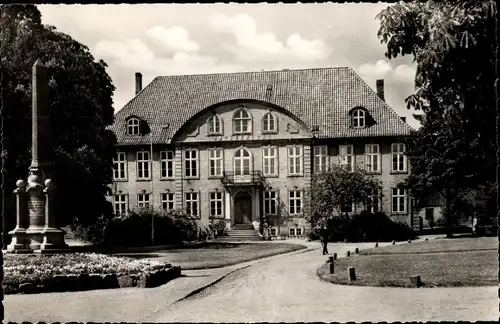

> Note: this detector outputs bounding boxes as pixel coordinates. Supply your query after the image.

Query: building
[108,67,436,237]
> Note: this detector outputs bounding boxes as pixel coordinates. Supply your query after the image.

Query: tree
[306,165,382,227]
[1,4,117,242]
[377,1,497,237]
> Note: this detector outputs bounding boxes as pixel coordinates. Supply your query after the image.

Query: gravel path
[153,241,498,322]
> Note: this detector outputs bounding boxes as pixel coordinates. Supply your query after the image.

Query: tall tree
[377,1,497,237]
[1,4,117,241]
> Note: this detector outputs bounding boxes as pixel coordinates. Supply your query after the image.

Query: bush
[69,215,111,244]
[214,219,227,237]
[474,225,497,237]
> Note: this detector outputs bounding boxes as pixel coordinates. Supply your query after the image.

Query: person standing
[320,225,329,255]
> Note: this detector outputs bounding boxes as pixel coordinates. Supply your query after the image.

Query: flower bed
[3,253,181,294]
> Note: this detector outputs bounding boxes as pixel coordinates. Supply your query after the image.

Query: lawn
[116,242,307,270]
[318,237,497,288]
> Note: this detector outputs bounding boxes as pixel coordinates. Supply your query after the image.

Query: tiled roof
[111,67,413,145]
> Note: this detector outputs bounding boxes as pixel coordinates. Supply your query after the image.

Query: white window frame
[352,109,365,128]
[262,113,277,133]
[234,147,252,176]
[270,227,278,236]
[364,144,381,173]
[289,227,296,236]
[263,190,278,215]
[161,193,175,211]
[209,191,224,218]
[184,149,199,178]
[287,145,303,176]
[208,148,224,178]
[296,227,303,236]
[208,115,223,135]
[127,118,140,135]
[185,192,199,217]
[339,145,354,172]
[233,109,252,134]
[392,188,407,213]
[160,150,175,180]
[289,190,302,215]
[113,194,128,216]
[391,143,407,172]
[262,146,278,176]
[136,151,151,180]
[113,152,127,181]
[313,146,328,173]
[137,193,151,209]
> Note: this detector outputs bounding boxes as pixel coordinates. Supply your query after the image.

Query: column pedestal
[7,180,32,253]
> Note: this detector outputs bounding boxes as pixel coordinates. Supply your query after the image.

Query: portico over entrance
[224,188,262,229]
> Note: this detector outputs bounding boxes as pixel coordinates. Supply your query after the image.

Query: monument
[7,60,69,253]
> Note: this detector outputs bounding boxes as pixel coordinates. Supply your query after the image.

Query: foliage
[103,208,210,246]
[306,165,382,226]
[3,252,169,285]
[213,219,227,237]
[69,215,111,244]
[0,4,116,239]
[377,1,497,237]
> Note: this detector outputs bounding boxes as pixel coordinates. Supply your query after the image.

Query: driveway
[4,240,497,322]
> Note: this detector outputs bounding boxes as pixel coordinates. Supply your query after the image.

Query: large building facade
[108,67,438,237]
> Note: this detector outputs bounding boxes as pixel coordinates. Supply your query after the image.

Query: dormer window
[127,118,140,135]
[262,112,277,133]
[233,108,252,134]
[352,109,366,128]
[208,115,222,135]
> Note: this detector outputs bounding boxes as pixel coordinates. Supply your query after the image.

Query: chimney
[401,117,406,123]
[376,79,385,102]
[135,72,142,95]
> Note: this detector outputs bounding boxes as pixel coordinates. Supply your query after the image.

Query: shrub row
[4,266,181,295]
[309,211,417,242]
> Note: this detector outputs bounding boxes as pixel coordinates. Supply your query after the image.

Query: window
[296,227,303,236]
[288,146,303,176]
[208,115,222,135]
[425,208,435,221]
[234,148,252,176]
[264,190,278,215]
[113,194,128,216]
[365,144,380,173]
[208,148,223,177]
[136,151,151,180]
[391,143,407,172]
[339,145,354,172]
[367,189,379,213]
[352,109,365,128]
[137,193,151,208]
[161,193,175,211]
[127,118,140,135]
[270,227,278,236]
[209,192,223,217]
[160,151,175,179]
[262,113,277,133]
[289,190,302,215]
[184,149,199,178]
[113,152,127,180]
[185,192,199,217]
[262,147,278,176]
[289,227,302,236]
[392,188,406,213]
[233,109,251,134]
[289,227,296,236]
[314,146,328,173]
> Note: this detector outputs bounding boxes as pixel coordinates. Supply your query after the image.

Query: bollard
[329,261,334,274]
[355,247,359,254]
[375,242,378,247]
[348,267,356,282]
[333,253,337,260]
[346,251,350,257]
[392,240,395,245]
[425,238,428,242]
[328,256,334,263]
[410,275,421,287]
[408,239,412,243]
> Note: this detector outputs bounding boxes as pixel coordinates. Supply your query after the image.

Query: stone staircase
[216,224,263,242]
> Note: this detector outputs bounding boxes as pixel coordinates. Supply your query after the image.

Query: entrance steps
[216,224,263,242]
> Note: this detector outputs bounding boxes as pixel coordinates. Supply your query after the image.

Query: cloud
[358,59,393,79]
[394,64,417,83]
[146,26,200,53]
[210,13,330,61]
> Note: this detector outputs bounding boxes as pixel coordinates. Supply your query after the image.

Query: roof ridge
[156,66,351,78]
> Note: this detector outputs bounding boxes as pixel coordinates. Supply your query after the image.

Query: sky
[38,3,421,128]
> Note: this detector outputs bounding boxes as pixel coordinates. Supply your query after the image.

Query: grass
[117,242,307,270]
[318,237,497,288]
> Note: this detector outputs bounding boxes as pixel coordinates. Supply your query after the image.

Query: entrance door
[234,192,252,224]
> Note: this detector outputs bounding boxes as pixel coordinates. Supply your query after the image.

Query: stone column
[37,179,69,253]
[7,180,32,253]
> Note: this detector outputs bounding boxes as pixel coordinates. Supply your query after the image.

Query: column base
[36,227,70,253]
[6,228,33,253]
[26,226,45,250]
